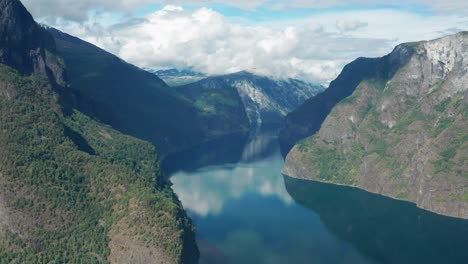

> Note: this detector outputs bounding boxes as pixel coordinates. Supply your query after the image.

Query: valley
[0,0,467,263]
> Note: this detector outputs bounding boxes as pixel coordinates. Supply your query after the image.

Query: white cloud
[48,6,394,83]
[45,5,468,84]
[21,0,267,22]
[22,0,468,23]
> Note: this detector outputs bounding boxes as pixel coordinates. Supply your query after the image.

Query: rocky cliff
[278,48,414,156]
[283,32,468,219]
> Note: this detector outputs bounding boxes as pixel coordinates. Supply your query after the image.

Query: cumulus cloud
[49,6,398,83]
[48,4,468,84]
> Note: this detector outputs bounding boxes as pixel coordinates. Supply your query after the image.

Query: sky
[22,0,468,84]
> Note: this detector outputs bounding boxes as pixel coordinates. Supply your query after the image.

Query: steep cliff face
[0,0,52,74]
[179,71,324,130]
[0,0,198,262]
[283,32,468,219]
[279,46,414,156]
[0,0,65,84]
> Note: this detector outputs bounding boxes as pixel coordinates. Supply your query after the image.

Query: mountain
[148,68,206,86]
[278,56,398,156]
[178,71,325,130]
[0,0,57,75]
[48,29,249,157]
[0,0,198,262]
[282,32,468,219]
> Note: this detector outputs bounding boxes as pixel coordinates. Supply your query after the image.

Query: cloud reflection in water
[170,133,293,217]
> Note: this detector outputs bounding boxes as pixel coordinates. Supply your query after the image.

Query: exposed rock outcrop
[283,32,468,219]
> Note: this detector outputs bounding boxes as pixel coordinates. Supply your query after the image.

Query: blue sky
[22,0,468,83]
[135,2,433,22]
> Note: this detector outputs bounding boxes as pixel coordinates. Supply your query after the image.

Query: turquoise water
[168,133,468,264]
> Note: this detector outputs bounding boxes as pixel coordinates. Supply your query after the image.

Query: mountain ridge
[279,43,415,156]
[0,0,198,262]
[282,32,468,219]
[178,71,325,129]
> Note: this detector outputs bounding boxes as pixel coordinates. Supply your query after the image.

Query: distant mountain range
[174,70,325,129]
[146,68,206,86]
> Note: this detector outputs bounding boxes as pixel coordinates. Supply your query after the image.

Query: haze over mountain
[282,33,468,219]
[148,68,206,86]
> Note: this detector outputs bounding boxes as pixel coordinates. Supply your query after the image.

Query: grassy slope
[0,63,197,263]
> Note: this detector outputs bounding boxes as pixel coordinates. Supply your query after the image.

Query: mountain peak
[0,0,37,44]
[230,70,255,77]
[0,0,55,74]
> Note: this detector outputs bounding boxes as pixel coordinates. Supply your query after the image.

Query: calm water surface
[167,132,468,264]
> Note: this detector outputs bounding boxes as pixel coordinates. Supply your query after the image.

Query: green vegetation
[430,96,467,176]
[433,117,455,136]
[293,60,467,195]
[0,63,196,262]
[191,89,241,115]
[435,98,451,112]
[298,136,362,185]
[433,132,468,175]
[395,110,425,130]
[365,78,387,91]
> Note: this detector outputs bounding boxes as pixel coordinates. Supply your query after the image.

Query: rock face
[283,32,468,219]
[0,0,65,82]
[278,49,413,156]
[179,71,324,129]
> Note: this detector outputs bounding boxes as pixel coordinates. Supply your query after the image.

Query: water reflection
[170,133,292,217]
[162,132,249,175]
[169,133,468,264]
[239,130,278,162]
[170,134,375,264]
[284,176,468,264]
